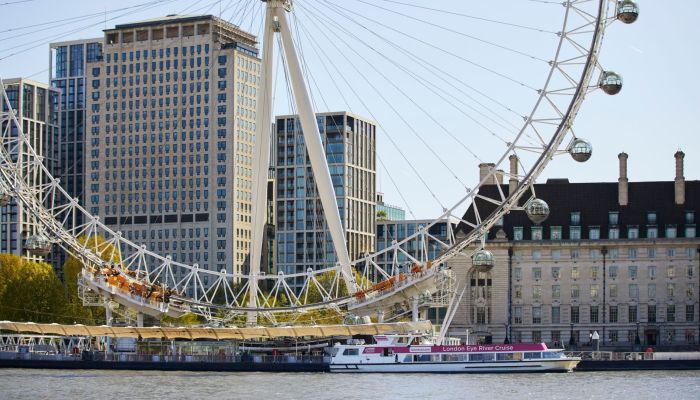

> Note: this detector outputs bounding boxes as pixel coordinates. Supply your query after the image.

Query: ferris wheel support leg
[105,303,113,355]
[249,3,277,325]
[411,296,419,322]
[275,6,356,293]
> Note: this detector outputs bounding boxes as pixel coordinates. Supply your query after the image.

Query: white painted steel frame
[0,0,615,323]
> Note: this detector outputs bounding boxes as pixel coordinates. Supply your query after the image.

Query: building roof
[112,14,213,30]
[459,180,699,241]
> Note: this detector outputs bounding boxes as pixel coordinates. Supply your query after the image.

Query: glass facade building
[376,192,405,221]
[49,38,103,273]
[274,112,376,287]
[0,78,60,261]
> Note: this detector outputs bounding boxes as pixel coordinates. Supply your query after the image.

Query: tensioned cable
[346,0,550,63]
[0,0,33,5]
[0,1,175,39]
[294,4,447,210]
[316,0,514,146]
[369,0,558,34]
[293,12,425,217]
[0,0,191,61]
[318,0,542,148]
[312,0,538,92]
[318,0,529,125]
[302,2,479,180]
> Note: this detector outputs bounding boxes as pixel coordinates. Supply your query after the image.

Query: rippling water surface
[1,369,699,400]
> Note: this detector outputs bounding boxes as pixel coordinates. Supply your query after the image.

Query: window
[571,266,579,279]
[532,250,542,260]
[667,283,675,298]
[610,284,618,298]
[552,250,561,260]
[609,228,619,239]
[647,212,657,224]
[647,305,657,323]
[590,306,599,323]
[666,225,677,239]
[552,267,561,280]
[628,226,639,239]
[570,226,581,240]
[571,306,580,323]
[552,306,560,324]
[686,330,696,345]
[589,227,600,240]
[629,284,638,299]
[552,285,561,298]
[629,305,638,323]
[648,265,656,279]
[628,248,637,259]
[570,212,581,225]
[571,284,580,298]
[609,331,618,343]
[532,307,542,324]
[609,265,618,279]
[609,305,618,323]
[550,226,562,240]
[667,305,676,322]
[686,211,696,224]
[647,227,658,239]
[667,266,675,279]
[591,266,599,280]
[532,331,542,343]
[513,227,523,241]
[533,286,542,300]
[514,285,522,299]
[514,306,523,324]
[531,226,543,241]
[571,249,580,259]
[688,265,695,279]
[648,283,656,299]
[590,284,599,298]
[514,267,522,281]
[609,211,619,225]
[533,267,542,280]
[629,266,637,279]
[648,248,656,258]
[686,305,695,322]
[687,284,695,298]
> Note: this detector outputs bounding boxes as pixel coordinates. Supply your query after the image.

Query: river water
[0,369,699,399]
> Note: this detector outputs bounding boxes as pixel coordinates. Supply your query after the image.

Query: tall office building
[85,15,260,289]
[448,152,699,350]
[49,38,103,272]
[274,112,376,285]
[0,78,60,261]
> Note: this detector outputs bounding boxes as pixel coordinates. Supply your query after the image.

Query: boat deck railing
[565,351,655,361]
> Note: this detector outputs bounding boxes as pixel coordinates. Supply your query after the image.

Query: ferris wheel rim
[0,0,615,318]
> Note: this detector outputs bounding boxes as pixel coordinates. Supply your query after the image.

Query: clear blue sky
[0,0,697,219]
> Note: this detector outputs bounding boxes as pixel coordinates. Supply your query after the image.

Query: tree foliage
[0,253,67,323]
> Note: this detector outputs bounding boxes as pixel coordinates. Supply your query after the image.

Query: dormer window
[608,211,619,226]
[685,211,695,224]
[570,212,581,226]
[647,211,657,225]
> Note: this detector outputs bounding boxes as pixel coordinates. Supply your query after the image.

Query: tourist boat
[328,333,580,373]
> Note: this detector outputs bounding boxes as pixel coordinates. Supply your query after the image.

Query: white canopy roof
[0,321,432,340]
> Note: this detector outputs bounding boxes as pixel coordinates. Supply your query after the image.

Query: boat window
[469,353,495,362]
[542,352,562,359]
[342,348,359,356]
[403,355,413,363]
[442,354,465,362]
[496,353,514,361]
[524,352,542,359]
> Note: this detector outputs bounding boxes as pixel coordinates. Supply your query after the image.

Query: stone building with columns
[447,152,699,350]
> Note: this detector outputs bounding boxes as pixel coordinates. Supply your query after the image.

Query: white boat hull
[330,359,580,373]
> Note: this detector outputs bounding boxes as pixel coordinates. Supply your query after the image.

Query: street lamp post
[569,322,575,350]
[635,321,641,349]
[602,247,608,347]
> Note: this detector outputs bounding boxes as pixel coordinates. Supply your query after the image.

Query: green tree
[61,235,121,324]
[0,253,67,323]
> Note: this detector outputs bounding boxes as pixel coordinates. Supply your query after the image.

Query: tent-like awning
[0,320,432,340]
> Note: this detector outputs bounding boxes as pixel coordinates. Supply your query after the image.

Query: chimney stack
[675,151,685,205]
[479,163,497,185]
[496,169,505,185]
[618,152,629,206]
[509,155,519,196]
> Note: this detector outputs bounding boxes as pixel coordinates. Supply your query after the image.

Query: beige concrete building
[85,15,260,289]
[449,153,699,350]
